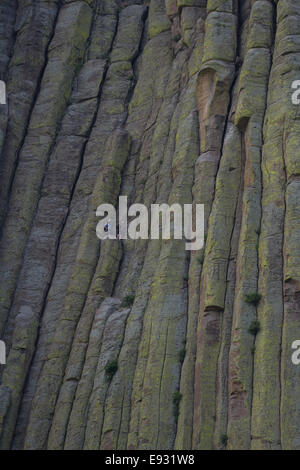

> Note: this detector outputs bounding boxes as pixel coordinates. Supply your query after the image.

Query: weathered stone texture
[0,0,300,451]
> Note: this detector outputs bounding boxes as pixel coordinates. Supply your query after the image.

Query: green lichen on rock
[0,0,300,452]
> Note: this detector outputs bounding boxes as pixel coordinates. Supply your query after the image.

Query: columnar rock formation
[0,0,300,450]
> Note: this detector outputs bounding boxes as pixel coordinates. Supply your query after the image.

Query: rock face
[0,0,300,451]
